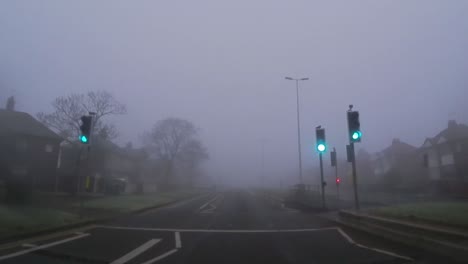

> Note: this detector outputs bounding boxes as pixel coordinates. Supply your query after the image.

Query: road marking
[110,239,161,264]
[336,228,355,244]
[336,228,413,261]
[199,195,219,211]
[175,232,182,248]
[140,249,178,264]
[96,225,338,233]
[0,233,89,261]
[355,244,413,261]
[162,194,210,210]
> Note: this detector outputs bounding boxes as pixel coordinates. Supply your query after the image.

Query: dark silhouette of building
[420,120,468,195]
[0,109,62,199]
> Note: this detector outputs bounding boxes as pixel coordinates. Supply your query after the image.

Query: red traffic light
[336,178,341,184]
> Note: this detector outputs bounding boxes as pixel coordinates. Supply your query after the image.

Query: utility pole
[331,147,339,200]
[347,105,361,211]
[350,143,359,210]
[316,126,327,209]
[319,152,325,209]
[285,77,309,184]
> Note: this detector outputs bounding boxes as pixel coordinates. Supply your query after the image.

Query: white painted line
[336,228,355,244]
[74,231,85,235]
[355,244,413,261]
[164,194,210,209]
[0,233,89,261]
[336,228,413,261]
[96,225,338,233]
[21,244,37,248]
[175,232,182,248]
[199,195,219,211]
[140,249,178,264]
[110,239,161,264]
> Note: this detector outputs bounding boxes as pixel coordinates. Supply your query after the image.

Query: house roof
[377,138,417,158]
[0,109,62,140]
[422,120,468,148]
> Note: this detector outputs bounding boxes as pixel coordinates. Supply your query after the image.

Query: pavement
[0,189,454,264]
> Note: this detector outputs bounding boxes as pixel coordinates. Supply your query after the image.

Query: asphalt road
[0,190,453,264]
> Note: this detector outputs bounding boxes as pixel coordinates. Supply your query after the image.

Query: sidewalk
[0,190,202,243]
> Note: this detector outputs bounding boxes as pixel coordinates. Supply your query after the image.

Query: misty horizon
[1,0,467,186]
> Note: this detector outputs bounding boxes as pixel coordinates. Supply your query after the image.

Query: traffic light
[316,127,326,153]
[336,178,341,184]
[330,150,337,167]
[347,111,361,143]
[79,115,93,144]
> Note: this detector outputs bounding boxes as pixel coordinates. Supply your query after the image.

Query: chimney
[392,138,400,145]
[448,120,457,129]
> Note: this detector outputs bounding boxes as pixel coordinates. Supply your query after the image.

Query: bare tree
[6,96,15,111]
[37,91,126,141]
[143,118,208,187]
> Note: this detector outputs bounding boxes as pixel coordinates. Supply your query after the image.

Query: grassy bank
[0,190,201,240]
[369,202,468,229]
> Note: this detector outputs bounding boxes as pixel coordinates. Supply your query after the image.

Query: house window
[45,144,54,153]
[441,153,454,165]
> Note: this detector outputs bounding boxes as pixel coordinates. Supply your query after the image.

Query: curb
[328,210,468,262]
[0,193,206,245]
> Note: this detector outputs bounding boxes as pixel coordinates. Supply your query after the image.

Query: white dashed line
[175,232,182,248]
[110,239,161,264]
[140,249,178,264]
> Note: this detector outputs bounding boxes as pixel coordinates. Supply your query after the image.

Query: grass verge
[0,189,201,240]
[369,202,468,229]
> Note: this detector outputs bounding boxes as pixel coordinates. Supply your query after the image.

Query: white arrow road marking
[110,239,161,264]
[140,249,178,264]
[0,233,90,261]
[175,232,181,249]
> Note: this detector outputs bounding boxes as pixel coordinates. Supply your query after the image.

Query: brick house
[372,139,423,191]
[0,109,62,196]
[420,120,468,194]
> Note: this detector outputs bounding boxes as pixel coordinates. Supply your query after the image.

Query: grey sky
[1,1,467,186]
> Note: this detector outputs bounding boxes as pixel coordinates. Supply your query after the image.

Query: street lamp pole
[285,77,309,184]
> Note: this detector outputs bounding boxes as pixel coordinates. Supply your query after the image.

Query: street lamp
[285,76,309,184]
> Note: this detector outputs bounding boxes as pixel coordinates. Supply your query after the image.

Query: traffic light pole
[319,152,325,209]
[335,158,339,200]
[350,143,360,211]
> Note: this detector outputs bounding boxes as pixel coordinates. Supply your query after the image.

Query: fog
[1,0,467,187]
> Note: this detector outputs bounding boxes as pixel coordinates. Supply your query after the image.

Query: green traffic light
[80,135,88,143]
[352,131,362,140]
[317,143,326,152]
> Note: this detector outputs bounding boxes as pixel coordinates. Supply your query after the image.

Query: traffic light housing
[347,111,361,143]
[336,178,341,184]
[330,150,337,166]
[315,127,326,153]
[79,115,92,144]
